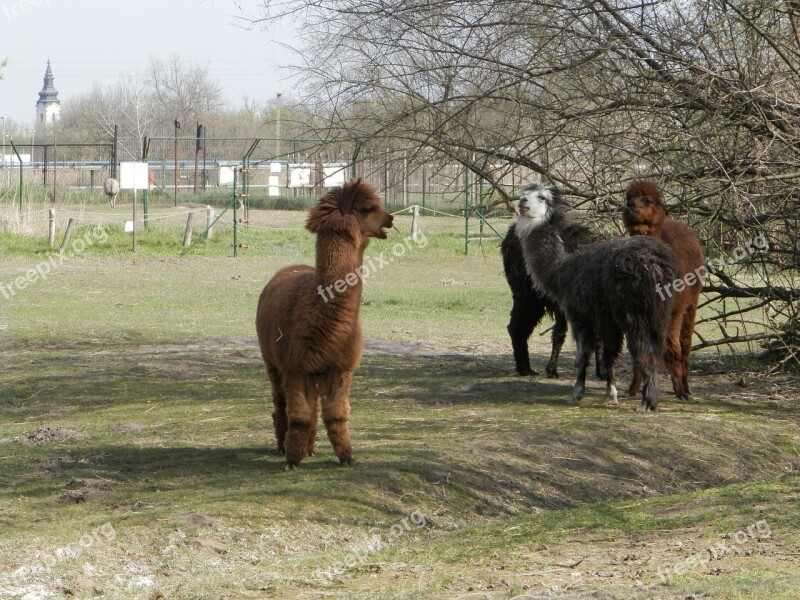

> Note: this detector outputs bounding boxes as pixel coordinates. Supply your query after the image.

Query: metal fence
[0,142,114,192]
[1,136,539,214]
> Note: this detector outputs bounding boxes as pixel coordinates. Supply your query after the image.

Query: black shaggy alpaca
[501,222,602,377]
[515,183,679,411]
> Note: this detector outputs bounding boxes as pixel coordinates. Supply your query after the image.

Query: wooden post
[59,218,75,253]
[206,206,214,239]
[48,208,56,248]
[411,205,420,242]
[183,212,194,247]
[132,188,137,253]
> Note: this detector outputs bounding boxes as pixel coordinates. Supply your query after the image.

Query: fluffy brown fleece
[623,180,705,399]
[255,179,393,470]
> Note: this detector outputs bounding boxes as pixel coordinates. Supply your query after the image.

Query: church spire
[36,60,61,125]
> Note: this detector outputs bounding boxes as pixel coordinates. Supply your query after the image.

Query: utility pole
[174,118,180,206]
[276,93,282,159]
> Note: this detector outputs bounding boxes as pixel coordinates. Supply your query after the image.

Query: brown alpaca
[623,180,704,399]
[255,179,393,470]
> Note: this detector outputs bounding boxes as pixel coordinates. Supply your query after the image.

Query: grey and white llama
[514,182,679,411]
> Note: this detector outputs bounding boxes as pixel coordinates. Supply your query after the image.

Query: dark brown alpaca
[623,180,705,400]
[255,179,393,470]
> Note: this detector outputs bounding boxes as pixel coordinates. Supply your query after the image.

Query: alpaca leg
[639,364,661,412]
[322,369,354,466]
[628,337,661,412]
[664,312,686,400]
[594,340,608,380]
[546,309,568,378]
[306,377,326,456]
[266,364,287,454]
[678,302,698,398]
[627,367,642,398]
[568,325,593,405]
[508,294,544,376]
[283,373,316,470]
[546,310,568,378]
[602,330,623,405]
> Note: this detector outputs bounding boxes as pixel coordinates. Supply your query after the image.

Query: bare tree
[59,75,154,159]
[148,54,225,132]
[243,0,800,366]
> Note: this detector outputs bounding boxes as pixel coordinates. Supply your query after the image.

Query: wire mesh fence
[1,135,543,214]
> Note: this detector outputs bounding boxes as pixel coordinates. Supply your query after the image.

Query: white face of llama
[516,186,552,232]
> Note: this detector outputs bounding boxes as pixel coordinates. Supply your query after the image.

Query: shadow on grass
[1,340,799,524]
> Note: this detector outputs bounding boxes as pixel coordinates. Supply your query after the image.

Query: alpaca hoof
[567,397,581,406]
[283,463,298,471]
[307,450,316,457]
[339,458,354,467]
[517,367,538,377]
[605,385,619,405]
[672,387,691,400]
[546,370,559,379]
[636,404,656,413]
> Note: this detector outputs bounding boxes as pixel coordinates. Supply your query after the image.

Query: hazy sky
[0,0,298,125]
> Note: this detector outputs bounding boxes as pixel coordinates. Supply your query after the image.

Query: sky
[0,0,299,127]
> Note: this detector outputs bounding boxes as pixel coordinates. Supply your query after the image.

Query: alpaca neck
[517,219,569,299]
[315,232,367,307]
[625,209,665,237]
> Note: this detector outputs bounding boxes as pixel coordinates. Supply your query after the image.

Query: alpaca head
[515,182,567,235]
[623,180,667,236]
[307,178,393,241]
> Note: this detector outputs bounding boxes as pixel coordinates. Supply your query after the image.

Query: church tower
[35,60,61,126]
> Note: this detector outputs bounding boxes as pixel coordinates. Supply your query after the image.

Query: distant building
[35,60,61,125]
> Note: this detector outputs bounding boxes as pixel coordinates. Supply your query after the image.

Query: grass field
[0,203,798,599]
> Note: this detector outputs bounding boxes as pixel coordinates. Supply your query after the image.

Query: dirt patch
[131,336,507,359]
[17,424,78,445]
[58,477,113,504]
[183,537,229,556]
[183,512,224,528]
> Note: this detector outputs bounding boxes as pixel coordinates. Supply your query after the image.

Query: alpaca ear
[339,178,362,215]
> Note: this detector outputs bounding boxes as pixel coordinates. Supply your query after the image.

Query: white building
[35,60,61,125]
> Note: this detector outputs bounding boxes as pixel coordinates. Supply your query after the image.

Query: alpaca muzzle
[378,214,394,239]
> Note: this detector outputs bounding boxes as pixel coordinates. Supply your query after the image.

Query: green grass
[1,206,799,598]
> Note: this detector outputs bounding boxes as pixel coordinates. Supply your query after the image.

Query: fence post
[48,208,56,248]
[206,206,214,239]
[183,212,194,247]
[411,205,420,242]
[60,218,75,253]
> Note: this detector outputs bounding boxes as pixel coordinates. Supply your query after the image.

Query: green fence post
[141,136,150,229]
[10,139,23,215]
[233,168,238,258]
